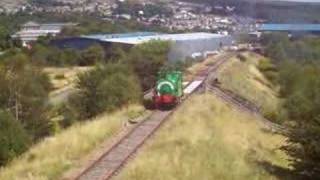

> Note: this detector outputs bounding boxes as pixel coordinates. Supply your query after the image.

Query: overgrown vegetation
[0,53,52,140]
[0,110,30,166]
[0,52,52,165]
[260,34,320,178]
[216,52,281,122]
[68,63,141,119]
[262,33,320,63]
[124,40,170,90]
[118,94,289,180]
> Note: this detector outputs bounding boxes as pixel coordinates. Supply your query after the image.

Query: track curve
[72,52,236,180]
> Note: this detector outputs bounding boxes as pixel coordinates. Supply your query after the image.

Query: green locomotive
[153,70,183,107]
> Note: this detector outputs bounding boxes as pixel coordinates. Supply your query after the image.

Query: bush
[79,44,105,66]
[0,110,30,166]
[125,40,170,90]
[69,63,142,119]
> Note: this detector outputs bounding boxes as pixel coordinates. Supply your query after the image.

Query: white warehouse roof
[83,32,227,45]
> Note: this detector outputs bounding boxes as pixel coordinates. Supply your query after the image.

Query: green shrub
[69,63,142,119]
[0,110,30,166]
[125,40,170,90]
[79,44,105,66]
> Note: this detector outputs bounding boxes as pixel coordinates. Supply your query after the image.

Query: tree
[280,63,320,178]
[79,44,105,66]
[0,26,9,50]
[0,110,30,166]
[125,40,170,90]
[69,63,141,119]
[0,53,52,140]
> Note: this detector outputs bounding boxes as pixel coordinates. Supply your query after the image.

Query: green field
[117,94,289,180]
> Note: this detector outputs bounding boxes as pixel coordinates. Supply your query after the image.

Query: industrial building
[52,32,233,61]
[12,21,76,46]
[257,24,320,33]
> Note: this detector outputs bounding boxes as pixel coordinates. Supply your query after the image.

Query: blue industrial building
[258,24,320,32]
[51,32,233,62]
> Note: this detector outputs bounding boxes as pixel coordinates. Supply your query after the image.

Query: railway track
[203,52,288,134]
[76,110,173,180]
[72,52,236,180]
[206,84,288,134]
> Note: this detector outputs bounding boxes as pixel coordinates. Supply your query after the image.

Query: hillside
[117,94,290,180]
[215,52,281,122]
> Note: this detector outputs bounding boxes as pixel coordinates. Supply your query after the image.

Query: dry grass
[44,66,93,94]
[0,105,145,180]
[217,52,279,116]
[184,53,224,82]
[117,94,289,180]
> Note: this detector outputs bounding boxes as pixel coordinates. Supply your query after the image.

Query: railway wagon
[153,71,183,108]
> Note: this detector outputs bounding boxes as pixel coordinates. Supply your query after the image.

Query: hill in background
[0,0,26,9]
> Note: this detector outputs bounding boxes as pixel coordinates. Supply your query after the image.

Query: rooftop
[22,21,40,27]
[258,24,320,32]
[83,32,227,45]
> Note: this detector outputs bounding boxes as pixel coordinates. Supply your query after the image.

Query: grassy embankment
[0,105,146,180]
[216,52,280,121]
[118,94,289,180]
